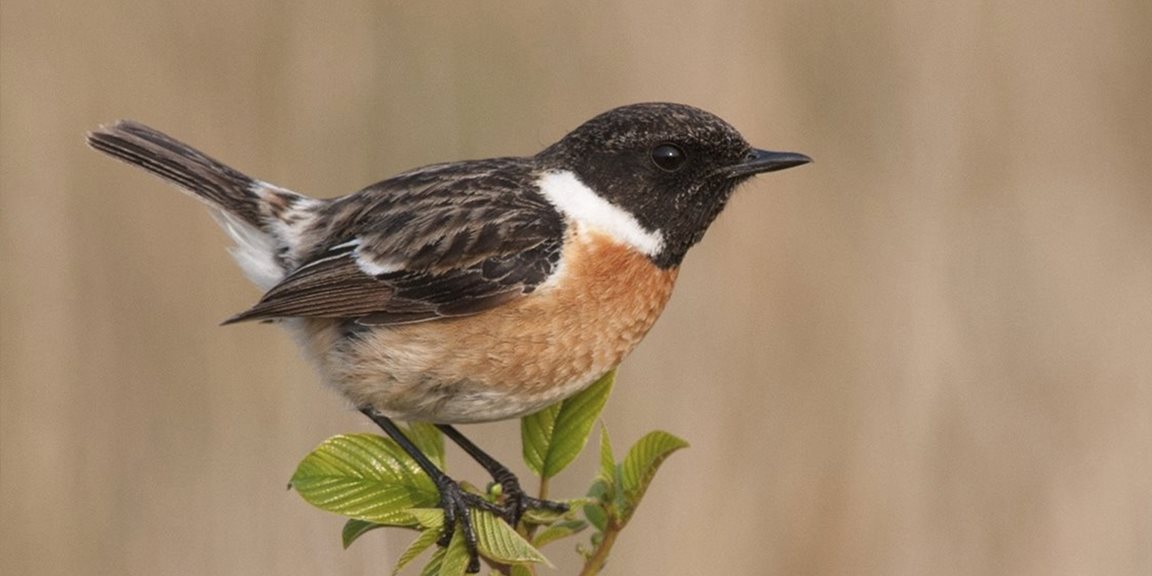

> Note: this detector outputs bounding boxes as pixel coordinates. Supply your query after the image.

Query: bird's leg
[359,408,495,574]
[436,424,570,527]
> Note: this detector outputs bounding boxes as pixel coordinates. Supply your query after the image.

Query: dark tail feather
[87,120,264,228]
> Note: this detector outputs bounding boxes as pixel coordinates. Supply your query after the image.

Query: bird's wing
[224,160,565,325]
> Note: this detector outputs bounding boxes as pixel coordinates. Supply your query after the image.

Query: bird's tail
[87,120,267,228]
[87,120,316,290]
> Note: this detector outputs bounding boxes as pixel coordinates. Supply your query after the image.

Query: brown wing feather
[224,159,566,325]
[222,256,396,324]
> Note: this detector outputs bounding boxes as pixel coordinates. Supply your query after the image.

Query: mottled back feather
[225,160,566,325]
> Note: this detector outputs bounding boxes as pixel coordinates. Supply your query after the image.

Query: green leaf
[597,424,616,504]
[509,565,535,576]
[598,424,615,483]
[404,508,446,530]
[619,430,689,522]
[290,433,439,525]
[419,547,446,576]
[521,370,615,478]
[532,518,589,548]
[391,527,441,576]
[473,509,551,566]
[342,519,386,548]
[582,495,608,533]
[404,422,445,469]
[438,525,472,576]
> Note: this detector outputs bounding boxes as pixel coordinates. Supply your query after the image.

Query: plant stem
[577,522,620,576]
[522,476,552,542]
[537,476,551,502]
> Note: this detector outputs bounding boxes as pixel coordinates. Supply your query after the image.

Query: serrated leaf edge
[474,509,551,566]
[392,527,442,576]
[619,431,689,521]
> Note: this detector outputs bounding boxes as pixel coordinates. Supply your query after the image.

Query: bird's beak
[723,148,812,179]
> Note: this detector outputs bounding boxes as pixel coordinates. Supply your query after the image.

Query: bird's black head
[537,102,810,268]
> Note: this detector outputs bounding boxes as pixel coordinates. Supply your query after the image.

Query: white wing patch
[354,250,405,276]
[537,170,664,257]
[324,239,406,277]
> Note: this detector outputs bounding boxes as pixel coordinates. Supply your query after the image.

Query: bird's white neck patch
[537,170,664,257]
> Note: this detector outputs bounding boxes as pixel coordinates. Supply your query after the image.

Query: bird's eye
[650,144,686,172]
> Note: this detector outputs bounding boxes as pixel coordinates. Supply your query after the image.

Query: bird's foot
[434,475,503,573]
[493,473,570,527]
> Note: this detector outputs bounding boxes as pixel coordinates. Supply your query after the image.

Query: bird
[87,102,810,572]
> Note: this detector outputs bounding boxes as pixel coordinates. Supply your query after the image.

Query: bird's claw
[434,477,495,573]
[496,476,570,527]
[433,475,570,573]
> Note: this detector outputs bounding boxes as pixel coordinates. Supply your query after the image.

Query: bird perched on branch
[88,102,809,572]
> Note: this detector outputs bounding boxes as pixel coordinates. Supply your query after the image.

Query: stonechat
[88,103,810,571]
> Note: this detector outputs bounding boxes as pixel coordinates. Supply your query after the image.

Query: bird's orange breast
[300,227,679,423]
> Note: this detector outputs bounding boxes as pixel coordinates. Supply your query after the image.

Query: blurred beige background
[3,2,1151,575]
